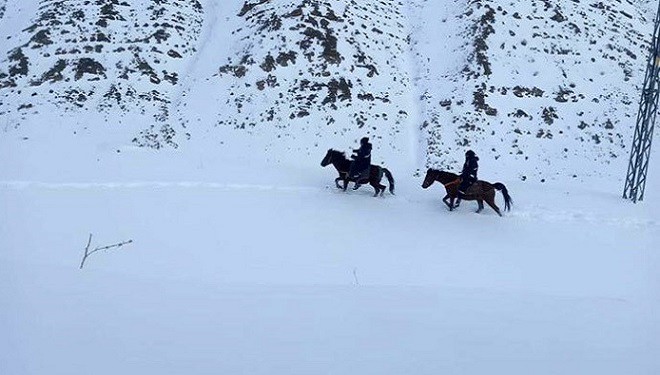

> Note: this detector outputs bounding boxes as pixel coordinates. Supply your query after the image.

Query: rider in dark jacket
[349,137,372,186]
[458,150,479,196]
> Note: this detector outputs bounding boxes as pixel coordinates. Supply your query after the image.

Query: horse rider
[457,149,479,199]
[349,136,372,188]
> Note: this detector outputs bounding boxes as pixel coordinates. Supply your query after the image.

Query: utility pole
[623,0,660,203]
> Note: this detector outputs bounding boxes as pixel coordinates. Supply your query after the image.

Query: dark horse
[421,169,512,216]
[321,149,395,197]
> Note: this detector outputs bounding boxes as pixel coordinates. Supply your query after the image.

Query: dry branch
[79,233,133,269]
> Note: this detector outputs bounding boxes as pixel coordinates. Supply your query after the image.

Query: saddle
[458,178,479,195]
[353,168,370,181]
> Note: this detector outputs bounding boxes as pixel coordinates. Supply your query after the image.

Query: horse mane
[428,168,458,178]
[329,149,348,160]
[438,170,459,178]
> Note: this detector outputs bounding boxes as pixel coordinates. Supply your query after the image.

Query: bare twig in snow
[353,268,359,286]
[79,233,133,269]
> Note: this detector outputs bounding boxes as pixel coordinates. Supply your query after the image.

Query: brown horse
[421,169,512,216]
[321,149,395,197]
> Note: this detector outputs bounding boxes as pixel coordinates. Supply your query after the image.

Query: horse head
[422,169,459,188]
[321,149,347,167]
[421,168,437,189]
[321,149,333,167]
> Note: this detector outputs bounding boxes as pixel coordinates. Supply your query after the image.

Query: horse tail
[383,168,395,195]
[492,182,512,211]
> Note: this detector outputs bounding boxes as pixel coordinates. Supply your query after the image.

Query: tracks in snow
[1,180,656,229]
[0,181,320,193]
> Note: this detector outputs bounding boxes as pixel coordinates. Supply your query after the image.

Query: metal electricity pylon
[623,1,660,203]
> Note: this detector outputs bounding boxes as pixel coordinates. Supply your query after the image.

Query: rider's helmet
[465,150,476,158]
[360,137,369,145]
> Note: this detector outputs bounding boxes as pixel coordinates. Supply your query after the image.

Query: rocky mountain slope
[212,0,410,147]
[0,0,203,147]
[412,0,656,180]
[0,0,657,180]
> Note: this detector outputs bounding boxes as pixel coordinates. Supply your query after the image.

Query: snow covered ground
[1,133,659,374]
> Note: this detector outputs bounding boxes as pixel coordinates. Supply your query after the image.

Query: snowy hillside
[1,0,657,179]
[172,0,417,168]
[413,0,657,180]
[212,0,410,146]
[0,0,203,147]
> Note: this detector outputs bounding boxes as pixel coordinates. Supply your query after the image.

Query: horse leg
[376,172,386,196]
[370,181,380,197]
[476,199,484,213]
[450,195,458,211]
[343,177,349,191]
[378,182,386,196]
[443,194,453,210]
[486,195,502,217]
[335,177,343,189]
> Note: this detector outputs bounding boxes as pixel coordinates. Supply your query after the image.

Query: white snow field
[1,134,659,374]
[1,0,659,374]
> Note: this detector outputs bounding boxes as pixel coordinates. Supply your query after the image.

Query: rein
[442,178,460,188]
